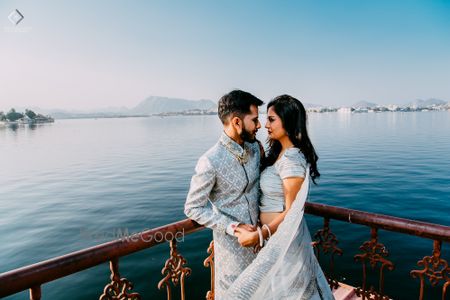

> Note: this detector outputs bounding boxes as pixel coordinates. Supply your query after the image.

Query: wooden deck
[333,283,363,300]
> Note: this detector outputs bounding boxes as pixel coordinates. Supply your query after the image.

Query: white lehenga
[225,168,334,299]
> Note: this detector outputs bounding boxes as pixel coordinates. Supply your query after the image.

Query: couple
[184,90,334,299]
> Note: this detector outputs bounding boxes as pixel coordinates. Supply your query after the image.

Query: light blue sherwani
[184,132,260,299]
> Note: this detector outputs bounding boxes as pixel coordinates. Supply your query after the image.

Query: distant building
[338,107,352,113]
[387,104,399,111]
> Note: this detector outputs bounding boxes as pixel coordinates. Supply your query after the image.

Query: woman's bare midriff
[260,212,282,225]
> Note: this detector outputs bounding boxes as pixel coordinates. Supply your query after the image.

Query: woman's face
[265,106,286,141]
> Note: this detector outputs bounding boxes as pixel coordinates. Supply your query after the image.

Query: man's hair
[218,90,264,124]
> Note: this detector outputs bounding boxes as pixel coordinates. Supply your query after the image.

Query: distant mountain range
[406,98,447,108]
[351,101,378,108]
[4,97,448,119]
[131,96,216,114]
[343,99,448,109]
[10,96,217,119]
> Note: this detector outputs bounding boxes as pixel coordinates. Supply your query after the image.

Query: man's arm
[184,156,240,235]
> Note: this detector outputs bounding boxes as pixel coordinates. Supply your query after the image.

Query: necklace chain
[220,139,249,164]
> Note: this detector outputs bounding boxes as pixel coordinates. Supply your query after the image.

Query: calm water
[1,112,449,299]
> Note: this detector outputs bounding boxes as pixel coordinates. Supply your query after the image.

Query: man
[184,90,263,299]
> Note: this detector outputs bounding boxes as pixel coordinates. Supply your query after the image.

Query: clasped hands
[234,224,262,252]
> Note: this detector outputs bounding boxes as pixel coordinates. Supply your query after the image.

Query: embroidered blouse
[259,147,307,213]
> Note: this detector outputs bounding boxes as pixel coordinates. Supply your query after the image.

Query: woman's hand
[235,227,259,247]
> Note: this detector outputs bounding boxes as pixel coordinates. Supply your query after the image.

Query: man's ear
[230,116,242,130]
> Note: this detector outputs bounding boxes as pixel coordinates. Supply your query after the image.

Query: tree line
[0,108,41,122]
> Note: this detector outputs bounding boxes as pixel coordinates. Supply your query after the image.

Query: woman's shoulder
[275,147,307,179]
[282,147,306,163]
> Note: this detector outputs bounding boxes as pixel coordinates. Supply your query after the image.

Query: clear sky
[1,0,450,110]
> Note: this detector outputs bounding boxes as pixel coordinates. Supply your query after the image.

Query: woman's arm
[261,177,304,239]
[235,176,305,247]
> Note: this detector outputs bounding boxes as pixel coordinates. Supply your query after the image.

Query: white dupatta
[225,169,334,299]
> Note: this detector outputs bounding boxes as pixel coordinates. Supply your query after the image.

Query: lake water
[1,112,449,299]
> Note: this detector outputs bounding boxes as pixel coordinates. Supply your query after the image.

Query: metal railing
[0,203,449,300]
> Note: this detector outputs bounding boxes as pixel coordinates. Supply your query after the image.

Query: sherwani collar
[219,132,250,164]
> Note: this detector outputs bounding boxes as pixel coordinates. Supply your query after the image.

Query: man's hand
[235,223,256,232]
[234,226,259,247]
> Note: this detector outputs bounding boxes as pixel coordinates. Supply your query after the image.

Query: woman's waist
[259,211,282,225]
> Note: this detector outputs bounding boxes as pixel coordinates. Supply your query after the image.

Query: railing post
[29,285,41,300]
[99,258,141,299]
[354,227,394,300]
[203,240,215,300]
[411,240,450,300]
[158,239,192,300]
[312,217,343,290]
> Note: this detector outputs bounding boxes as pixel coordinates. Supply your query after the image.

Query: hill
[131,96,216,114]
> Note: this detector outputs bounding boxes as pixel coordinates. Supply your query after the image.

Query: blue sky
[1,0,449,110]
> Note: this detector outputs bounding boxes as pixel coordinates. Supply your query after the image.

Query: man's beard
[240,125,257,143]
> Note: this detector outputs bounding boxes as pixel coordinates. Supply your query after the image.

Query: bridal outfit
[226,148,334,299]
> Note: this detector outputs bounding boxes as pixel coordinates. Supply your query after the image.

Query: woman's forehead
[267,107,278,117]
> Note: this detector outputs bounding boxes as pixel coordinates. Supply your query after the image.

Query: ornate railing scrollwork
[312,217,343,290]
[354,227,394,300]
[1,204,450,300]
[411,240,450,300]
[99,258,141,300]
[203,240,215,300]
[158,239,192,300]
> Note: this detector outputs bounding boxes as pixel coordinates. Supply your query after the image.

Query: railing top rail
[305,202,450,242]
[0,219,204,297]
[1,202,449,298]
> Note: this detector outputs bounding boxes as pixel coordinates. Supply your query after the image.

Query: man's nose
[257,121,261,129]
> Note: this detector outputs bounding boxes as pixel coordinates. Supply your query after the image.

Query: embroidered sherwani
[184,132,260,299]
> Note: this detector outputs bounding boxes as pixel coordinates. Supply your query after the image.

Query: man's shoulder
[197,142,224,166]
[201,142,220,157]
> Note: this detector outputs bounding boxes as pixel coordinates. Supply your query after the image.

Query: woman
[227,95,334,299]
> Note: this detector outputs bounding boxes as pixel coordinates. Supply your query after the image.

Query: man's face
[240,104,261,143]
